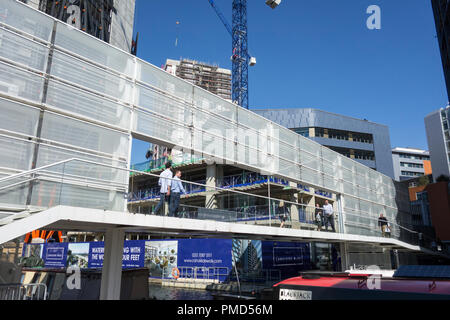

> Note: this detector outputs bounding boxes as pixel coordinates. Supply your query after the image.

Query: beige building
[165,58,232,101]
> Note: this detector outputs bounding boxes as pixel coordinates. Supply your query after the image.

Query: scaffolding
[170,58,232,101]
[36,0,116,43]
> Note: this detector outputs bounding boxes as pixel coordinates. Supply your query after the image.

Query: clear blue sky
[131,0,448,164]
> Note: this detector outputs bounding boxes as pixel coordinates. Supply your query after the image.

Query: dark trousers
[324,214,335,232]
[169,192,181,217]
[154,193,167,215]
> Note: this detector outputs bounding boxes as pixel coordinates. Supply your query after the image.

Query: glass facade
[0,0,411,240]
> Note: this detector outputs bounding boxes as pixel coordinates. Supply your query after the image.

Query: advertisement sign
[177,239,232,281]
[67,243,90,268]
[122,240,145,268]
[88,241,104,268]
[42,243,68,268]
[88,240,145,269]
[22,239,310,281]
[144,240,178,278]
[262,241,311,278]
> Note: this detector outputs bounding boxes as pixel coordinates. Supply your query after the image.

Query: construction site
[0,0,449,301]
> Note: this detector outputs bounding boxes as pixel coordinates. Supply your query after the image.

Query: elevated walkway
[0,205,430,253]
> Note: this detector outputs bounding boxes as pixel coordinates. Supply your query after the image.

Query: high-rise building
[424,105,450,180]
[164,58,232,101]
[391,147,432,181]
[431,0,450,101]
[254,108,395,178]
[18,0,136,53]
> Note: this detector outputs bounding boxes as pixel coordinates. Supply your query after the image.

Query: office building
[431,0,450,101]
[164,58,232,101]
[253,108,395,179]
[392,147,432,181]
[18,0,136,52]
[424,105,450,180]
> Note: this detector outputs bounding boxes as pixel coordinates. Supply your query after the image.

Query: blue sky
[131,0,448,164]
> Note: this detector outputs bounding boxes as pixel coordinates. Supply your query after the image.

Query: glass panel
[135,84,191,125]
[193,109,235,138]
[0,27,49,71]
[0,61,44,102]
[300,166,319,186]
[300,152,320,171]
[300,135,320,157]
[193,87,236,121]
[237,108,271,135]
[46,80,131,129]
[193,129,226,160]
[40,112,129,160]
[0,0,54,42]
[0,173,28,208]
[274,125,299,149]
[0,97,40,137]
[55,22,135,77]
[0,135,34,171]
[36,144,127,185]
[133,110,191,150]
[277,141,297,164]
[277,158,299,179]
[50,50,133,102]
[236,127,259,151]
[136,60,193,103]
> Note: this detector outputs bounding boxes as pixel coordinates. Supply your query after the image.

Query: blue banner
[177,239,232,281]
[88,240,145,269]
[261,241,311,278]
[42,243,68,269]
[87,241,104,268]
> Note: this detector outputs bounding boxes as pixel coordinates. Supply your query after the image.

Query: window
[401,171,424,177]
[292,127,309,137]
[400,162,423,169]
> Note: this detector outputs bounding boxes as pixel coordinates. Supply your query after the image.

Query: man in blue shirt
[169,170,187,217]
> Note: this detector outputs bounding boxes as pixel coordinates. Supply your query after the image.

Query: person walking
[322,200,335,232]
[378,213,388,237]
[278,201,286,228]
[169,170,187,217]
[153,161,173,215]
[315,203,323,231]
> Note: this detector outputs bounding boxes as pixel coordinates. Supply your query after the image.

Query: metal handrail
[0,283,47,300]
[161,266,230,282]
[0,158,423,243]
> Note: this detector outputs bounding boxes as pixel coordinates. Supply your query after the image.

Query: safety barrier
[161,266,230,282]
[0,283,47,300]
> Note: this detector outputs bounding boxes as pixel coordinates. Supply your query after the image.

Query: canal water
[149,283,215,300]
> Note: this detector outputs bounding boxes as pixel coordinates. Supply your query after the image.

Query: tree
[418,175,430,186]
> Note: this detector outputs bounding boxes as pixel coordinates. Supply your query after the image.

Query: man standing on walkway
[323,200,335,232]
[378,213,388,237]
[154,161,173,215]
[169,170,187,217]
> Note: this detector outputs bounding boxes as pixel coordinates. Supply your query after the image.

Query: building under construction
[165,58,232,101]
[18,0,135,53]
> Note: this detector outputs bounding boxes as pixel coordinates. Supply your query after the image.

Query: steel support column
[100,228,124,300]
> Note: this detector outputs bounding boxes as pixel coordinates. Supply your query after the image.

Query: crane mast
[207,0,281,109]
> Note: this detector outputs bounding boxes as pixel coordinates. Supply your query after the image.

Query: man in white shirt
[154,162,173,215]
[322,200,335,232]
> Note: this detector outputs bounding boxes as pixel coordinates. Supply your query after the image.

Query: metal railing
[161,266,230,282]
[0,283,47,300]
[0,157,440,251]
